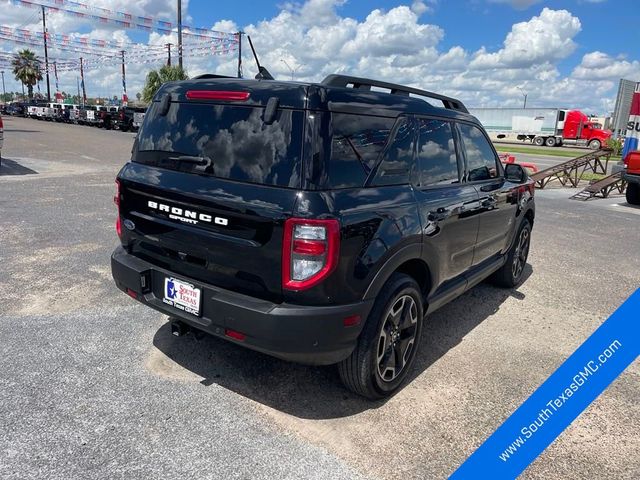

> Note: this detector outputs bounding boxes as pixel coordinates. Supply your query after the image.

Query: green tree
[142,65,188,103]
[12,49,43,100]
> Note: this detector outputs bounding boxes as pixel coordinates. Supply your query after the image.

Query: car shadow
[152,265,533,419]
[0,158,38,176]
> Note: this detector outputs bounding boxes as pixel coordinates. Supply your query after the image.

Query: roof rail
[193,74,236,80]
[320,74,468,113]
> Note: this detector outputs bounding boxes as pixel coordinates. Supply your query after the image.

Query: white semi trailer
[469,107,611,149]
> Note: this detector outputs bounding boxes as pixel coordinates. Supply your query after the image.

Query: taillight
[114,179,122,238]
[185,90,250,101]
[282,218,340,291]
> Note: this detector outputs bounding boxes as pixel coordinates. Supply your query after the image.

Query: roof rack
[320,74,468,113]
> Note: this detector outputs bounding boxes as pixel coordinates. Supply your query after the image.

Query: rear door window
[371,118,416,186]
[135,103,304,188]
[327,113,395,189]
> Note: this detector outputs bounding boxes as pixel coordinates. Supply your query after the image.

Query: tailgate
[118,163,298,302]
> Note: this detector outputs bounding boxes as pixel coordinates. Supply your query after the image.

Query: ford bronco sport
[111,74,535,399]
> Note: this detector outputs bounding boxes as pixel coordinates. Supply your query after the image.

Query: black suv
[111,74,535,399]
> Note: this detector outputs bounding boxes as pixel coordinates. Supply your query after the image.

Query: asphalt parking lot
[0,116,638,479]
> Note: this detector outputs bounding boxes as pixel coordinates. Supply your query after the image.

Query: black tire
[588,139,601,150]
[545,137,557,147]
[338,273,424,400]
[533,136,545,146]
[491,219,532,288]
[626,182,640,205]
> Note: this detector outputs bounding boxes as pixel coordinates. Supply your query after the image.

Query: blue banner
[451,289,640,479]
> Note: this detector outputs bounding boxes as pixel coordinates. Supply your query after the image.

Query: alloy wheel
[376,295,419,383]
[512,227,530,280]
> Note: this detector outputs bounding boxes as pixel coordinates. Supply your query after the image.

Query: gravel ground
[0,116,638,479]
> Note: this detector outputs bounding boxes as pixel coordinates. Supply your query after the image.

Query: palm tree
[142,65,188,103]
[12,49,43,100]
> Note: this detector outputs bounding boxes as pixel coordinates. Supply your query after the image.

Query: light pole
[517,86,528,109]
[177,0,183,70]
[1,71,6,102]
[280,59,305,81]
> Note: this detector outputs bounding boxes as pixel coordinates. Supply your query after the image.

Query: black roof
[155,74,476,122]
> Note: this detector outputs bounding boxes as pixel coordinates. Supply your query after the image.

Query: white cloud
[470,8,581,69]
[572,51,640,81]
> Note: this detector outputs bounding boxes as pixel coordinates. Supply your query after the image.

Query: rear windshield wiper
[169,155,211,165]
[343,136,371,175]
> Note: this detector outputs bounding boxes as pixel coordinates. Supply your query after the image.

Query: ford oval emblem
[123,219,136,231]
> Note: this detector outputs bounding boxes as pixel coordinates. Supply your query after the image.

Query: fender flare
[362,242,425,301]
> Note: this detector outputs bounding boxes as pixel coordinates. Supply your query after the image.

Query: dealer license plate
[163,277,201,316]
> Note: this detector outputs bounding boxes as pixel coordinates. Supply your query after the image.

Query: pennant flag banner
[11,0,239,41]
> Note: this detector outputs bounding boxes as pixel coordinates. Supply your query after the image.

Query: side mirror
[505,163,528,183]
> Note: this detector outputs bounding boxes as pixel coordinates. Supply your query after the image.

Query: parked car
[111,74,536,399]
[97,106,120,129]
[113,106,146,132]
[6,103,27,116]
[77,106,98,126]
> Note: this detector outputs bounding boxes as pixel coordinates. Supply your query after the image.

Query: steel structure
[530,149,613,189]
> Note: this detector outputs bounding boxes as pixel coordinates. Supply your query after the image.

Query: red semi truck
[469,108,612,149]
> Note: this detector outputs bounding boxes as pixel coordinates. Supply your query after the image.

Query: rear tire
[545,137,557,147]
[533,136,545,146]
[491,219,532,288]
[626,182,640,205]
[338,273,424,400]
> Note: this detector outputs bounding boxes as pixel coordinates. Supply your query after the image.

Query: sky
[0,0,639,113]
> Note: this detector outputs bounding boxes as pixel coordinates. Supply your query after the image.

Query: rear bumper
[111,246,373,365]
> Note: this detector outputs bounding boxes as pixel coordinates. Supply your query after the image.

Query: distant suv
[112,106,147,132]
[111,74,535,399]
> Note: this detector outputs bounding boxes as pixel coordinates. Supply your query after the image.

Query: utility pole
[517,86,527,109]
[41,6,51,102]
[166,43,172,66]
[1,71,6,102]
[237,32,243,78]
[177,0,183,69]
[53,61,60,101]
[79,57,86,106]
[121,50,128,106]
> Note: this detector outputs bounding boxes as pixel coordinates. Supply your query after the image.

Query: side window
[371,118,416,186]
[458,123,500,181]
[417,119,459,186]
[327,113,395,189]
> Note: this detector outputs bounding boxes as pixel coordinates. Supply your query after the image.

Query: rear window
[134,102,303,188]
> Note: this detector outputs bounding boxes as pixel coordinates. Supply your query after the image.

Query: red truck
[470,108,612,149]
[624,151,640,205]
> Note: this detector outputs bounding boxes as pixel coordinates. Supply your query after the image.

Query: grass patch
[578,172,607,182]
[494,144,621,162]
